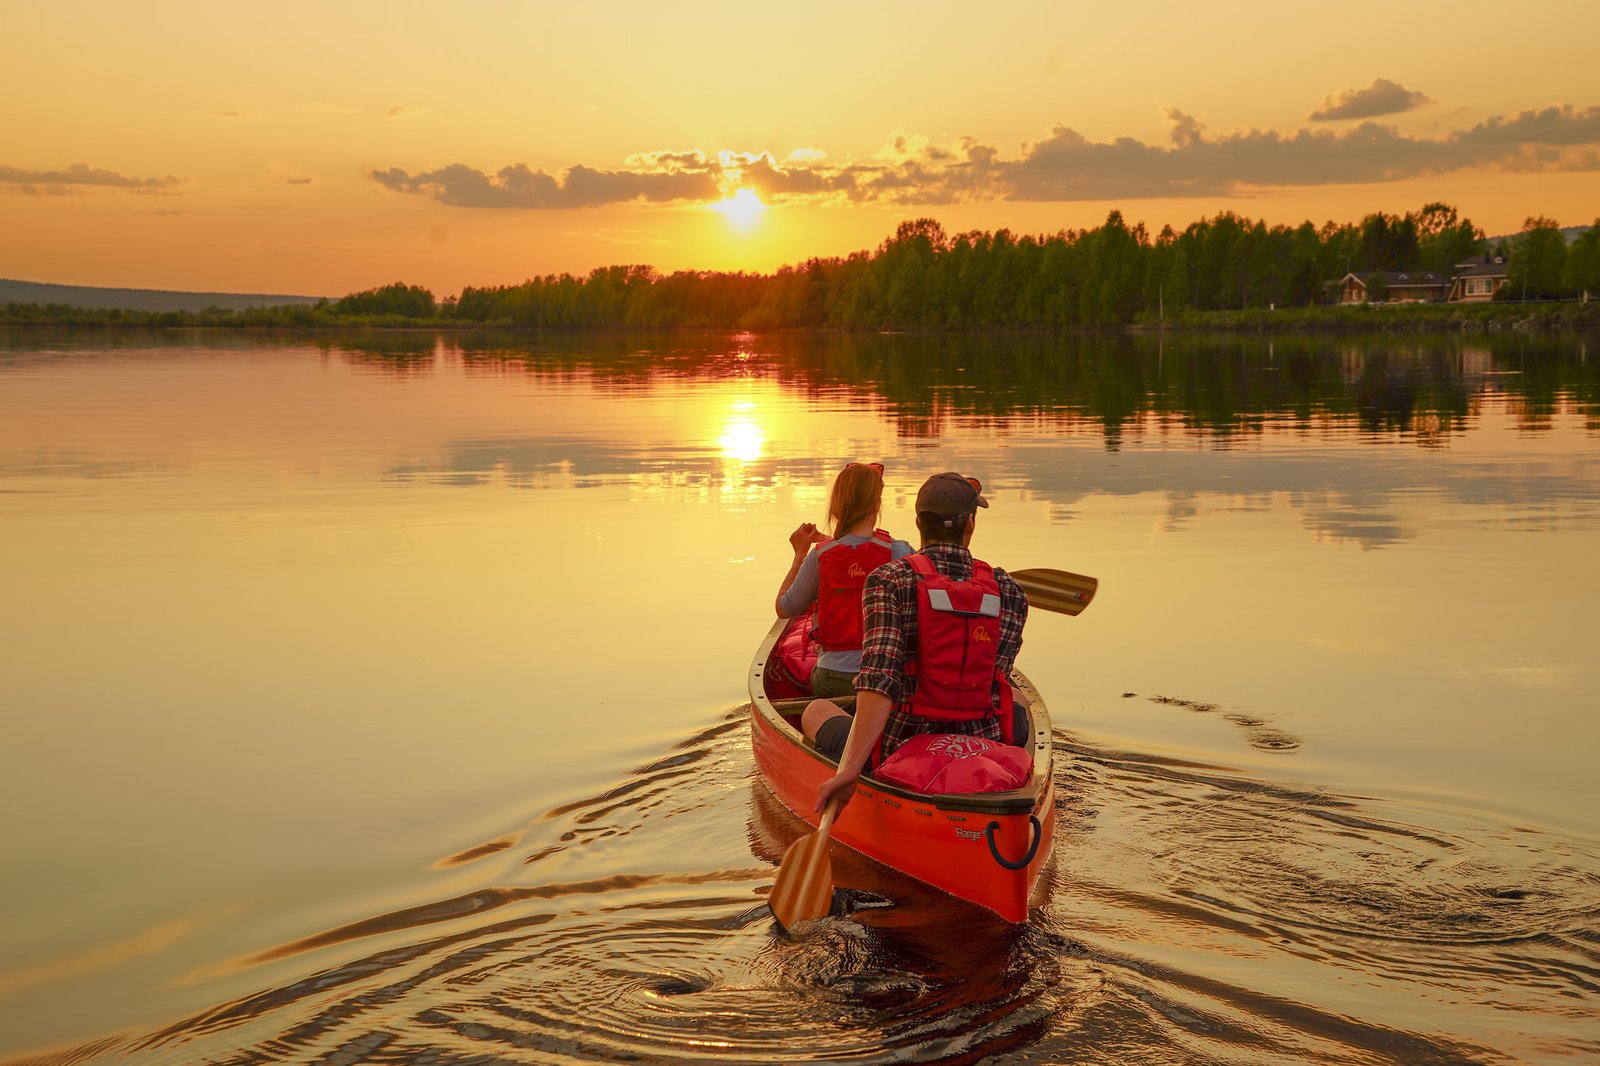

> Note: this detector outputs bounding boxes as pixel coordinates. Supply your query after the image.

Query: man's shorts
[815,712,853,759]
[811,703,1031,762]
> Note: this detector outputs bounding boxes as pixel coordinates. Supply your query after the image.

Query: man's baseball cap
[915,472,989,520]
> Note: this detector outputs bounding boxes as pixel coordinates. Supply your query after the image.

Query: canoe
[747,616,1055,923]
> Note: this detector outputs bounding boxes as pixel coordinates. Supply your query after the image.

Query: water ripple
[15,711,1598,1065]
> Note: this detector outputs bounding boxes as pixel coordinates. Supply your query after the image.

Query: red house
[1447,254,1510,302]
[1338,271,1448,304]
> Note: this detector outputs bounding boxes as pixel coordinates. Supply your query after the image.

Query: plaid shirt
[854,543,1028,757]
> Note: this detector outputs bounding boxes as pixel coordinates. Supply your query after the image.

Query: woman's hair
[828,463,884,536]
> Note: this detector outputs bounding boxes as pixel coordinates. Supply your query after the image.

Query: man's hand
[815,770,859,813]
[814,689,892,814]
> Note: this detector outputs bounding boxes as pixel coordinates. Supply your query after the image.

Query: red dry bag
[875,732,1031,794]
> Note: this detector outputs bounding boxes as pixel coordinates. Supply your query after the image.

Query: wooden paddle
[769,798,840,933]
[1010,568,1099,616]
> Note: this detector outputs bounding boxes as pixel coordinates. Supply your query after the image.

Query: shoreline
[3,301,1597,335]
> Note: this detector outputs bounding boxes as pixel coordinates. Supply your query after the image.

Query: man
[803,471,1029,814]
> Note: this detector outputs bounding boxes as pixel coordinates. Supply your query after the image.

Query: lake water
[1,329,1597,1065]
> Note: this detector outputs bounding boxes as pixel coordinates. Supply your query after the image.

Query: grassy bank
[1142,301,1600,333]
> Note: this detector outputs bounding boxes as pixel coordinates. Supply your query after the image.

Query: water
[1,329,1597,1064]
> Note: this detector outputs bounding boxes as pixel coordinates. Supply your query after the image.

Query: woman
[774,462,913,697]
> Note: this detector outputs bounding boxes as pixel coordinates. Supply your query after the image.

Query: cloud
[371,161,721,208]
[268,161,315,186]
[0,163,185,195]
[625,149,709,169]
[873,128,932,162]
[1311,78,1434,121]
[1454,103,1600,146]
[371,101,1600,210]
[1002,110,1449,199]
[997,105,1600,200]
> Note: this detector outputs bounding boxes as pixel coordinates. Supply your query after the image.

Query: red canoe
[747,616,1055,923]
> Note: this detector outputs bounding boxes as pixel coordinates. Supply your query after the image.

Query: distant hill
[0,278,327,313]
[1483,224,1594,247]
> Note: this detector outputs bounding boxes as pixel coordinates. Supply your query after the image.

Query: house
[1447,254,1510,302]
[1338,271,1448,305]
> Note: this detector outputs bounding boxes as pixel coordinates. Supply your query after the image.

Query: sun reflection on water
[714,394,768,464]
[718,415,765,463]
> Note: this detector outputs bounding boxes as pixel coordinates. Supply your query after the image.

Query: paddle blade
[1010,568,1099,616]
[769,801,839,933]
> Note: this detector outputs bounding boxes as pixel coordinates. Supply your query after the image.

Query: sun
[709,188,767,230]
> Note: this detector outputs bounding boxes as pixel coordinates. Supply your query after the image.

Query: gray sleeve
[778,549,822,618]
[890,539,915,560]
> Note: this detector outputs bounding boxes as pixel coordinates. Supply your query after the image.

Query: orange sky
[3,1,1597,297]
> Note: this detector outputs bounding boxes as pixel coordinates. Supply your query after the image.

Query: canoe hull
[748,619,1055,923]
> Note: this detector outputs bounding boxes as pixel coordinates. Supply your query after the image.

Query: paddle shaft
[815,797,838,839]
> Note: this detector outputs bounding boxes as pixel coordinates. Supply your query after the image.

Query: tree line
[438,206,1598,329]
[6,206,1598,330]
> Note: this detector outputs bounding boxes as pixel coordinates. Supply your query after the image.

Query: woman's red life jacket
[903,553,1013,743]
[812,530,895,652]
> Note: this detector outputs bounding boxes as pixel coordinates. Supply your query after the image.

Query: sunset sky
[4,0,1598,297]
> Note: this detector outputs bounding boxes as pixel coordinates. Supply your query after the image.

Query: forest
[5,206,1598,331]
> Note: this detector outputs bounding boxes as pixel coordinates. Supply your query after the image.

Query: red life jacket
[812,530,895,652]
[903,553,1013,744]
